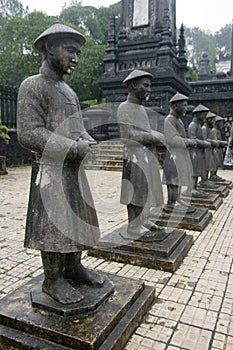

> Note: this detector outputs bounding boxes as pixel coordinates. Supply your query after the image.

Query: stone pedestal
[0,273,154,350]
[152,207,212,231]
[197,184,229,198]
[88,225,193,272]
[210,179,233,189]
[181,193,223,210]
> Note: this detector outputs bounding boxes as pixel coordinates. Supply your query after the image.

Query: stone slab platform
[181,192,223,210]
[197,184,229,198]
[152,207,212,231]
[0,273,155,350]
[89,225,193,272]
[210,179,233,189]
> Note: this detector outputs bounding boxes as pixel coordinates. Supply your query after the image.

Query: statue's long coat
[202,123,215,172]
[188,120,205,177]
[215,128,225,168]
[17,62,100,253]
[163,114,193,186]
[117,100,163,209]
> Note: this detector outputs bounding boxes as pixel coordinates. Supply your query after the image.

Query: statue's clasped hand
[186,139,197,148]
[76,139,91,159]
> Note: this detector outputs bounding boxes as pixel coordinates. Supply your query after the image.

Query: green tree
[0,0,27,18]
[65,37,106,102]
[183,23,232,76]
[215,23,232,58]
[184,26,217,72]
[0,12,59,86]
[60,1,121,44]
[0,9,106,101]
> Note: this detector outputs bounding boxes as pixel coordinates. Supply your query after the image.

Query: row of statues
[17,22,228,306]
[118,70,227,239]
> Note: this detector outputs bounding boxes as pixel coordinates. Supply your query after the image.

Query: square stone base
[89,225,193,272]
[181,193,223,210]
[153,207,212,231]
[0,273,155,350]
[197,184,229,198]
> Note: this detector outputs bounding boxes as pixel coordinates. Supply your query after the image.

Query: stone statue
[182,104,211,198]
[163,92,196,213]
[117,69,166,242]
[199,111,219,188]
[224,123,233,166]
[17,23,104,305]
[209,115,227,181]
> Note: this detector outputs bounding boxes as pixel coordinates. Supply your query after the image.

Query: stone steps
[84,140,124,171]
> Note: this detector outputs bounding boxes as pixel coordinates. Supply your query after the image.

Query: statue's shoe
[191,189,209,198]
[198,180,218,189]
[181,189,192,197]
[209,175,225,182]
[163,202,196,214]
[125,224,168,242]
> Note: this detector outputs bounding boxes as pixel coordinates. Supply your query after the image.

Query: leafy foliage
[60,1,121,45]
[65,38,106,102]
[0,0,27,19]
[183,23,232,73]
[0,120,9,143]
[0,12,59,86]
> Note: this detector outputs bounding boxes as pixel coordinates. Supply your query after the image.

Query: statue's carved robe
[17,62,99,253]
[163,114,193,186]
[188,120,205,177]
[117,100,163,209]
[202,123,215,172]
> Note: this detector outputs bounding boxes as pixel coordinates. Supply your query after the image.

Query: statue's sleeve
[17,78,77,160]
[117,103,158,145]
[188,123,197,139]
[164,117,186,148]
[202,126,208,140]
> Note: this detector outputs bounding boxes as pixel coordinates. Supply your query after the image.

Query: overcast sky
[20,0,233,33]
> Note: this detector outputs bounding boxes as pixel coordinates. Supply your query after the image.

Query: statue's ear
[131,80,136,89]
[45,40,55,56]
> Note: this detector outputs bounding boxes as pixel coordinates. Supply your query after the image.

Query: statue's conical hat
[215,115,224,122]
[206,111,216,119]
[169,92,189,103]
[192,104,209,113]
[123,69,153,86]
[34,22,85,52]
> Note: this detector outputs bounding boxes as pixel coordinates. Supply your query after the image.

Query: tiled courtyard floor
[0,166,233,349]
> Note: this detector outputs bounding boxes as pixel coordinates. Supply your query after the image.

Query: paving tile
[149,299,186,322]
[189,291,222,311]
[170,324,212,349]
[194,278,226,297]
[1,167,233,350]
[180,305,218,331]
[212,332,233,350]
[167,274,198,291]
[158,285,192,304]
[216,313,233,336]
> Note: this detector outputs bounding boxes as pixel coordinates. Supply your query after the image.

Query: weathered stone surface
[30,275,114,317]
[197,184,230,198]
[181,193,223,210]
[0,273,155,350]
[154,207,212,231]
[88,225,193,272]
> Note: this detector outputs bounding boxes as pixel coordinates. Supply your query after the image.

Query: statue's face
[173,100,188,117]
[206,117,215,127]
[132,77,151,101]
[216,120,224,129]
[196,111,207,122]
[47,37,81,75]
